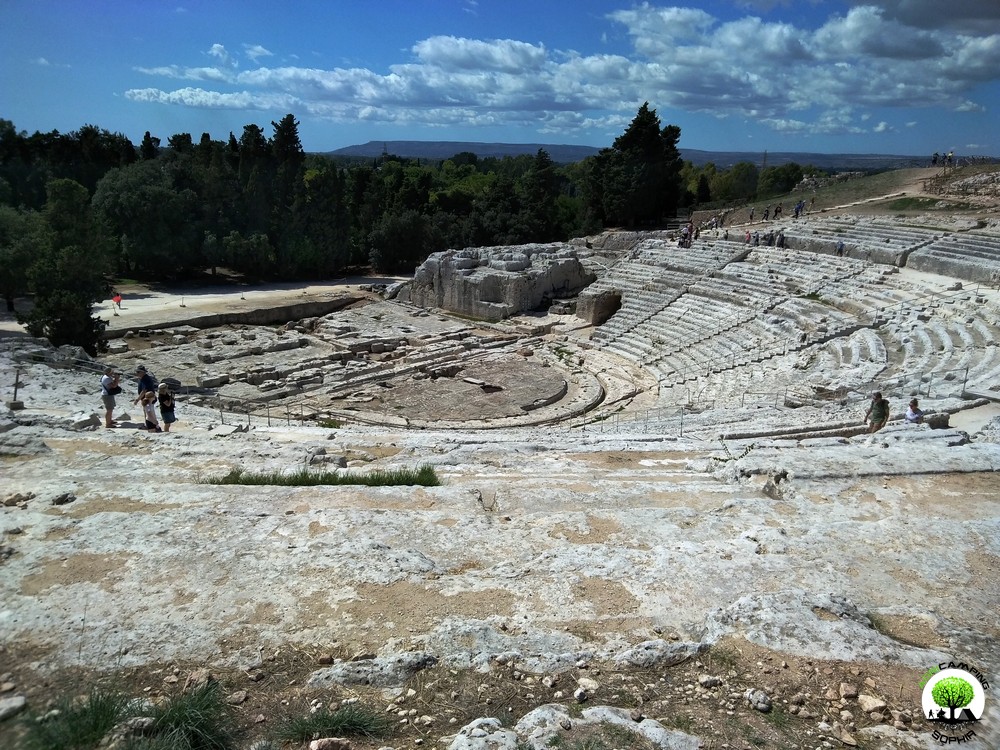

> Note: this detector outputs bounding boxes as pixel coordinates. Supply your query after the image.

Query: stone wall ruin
[396,243,596,321]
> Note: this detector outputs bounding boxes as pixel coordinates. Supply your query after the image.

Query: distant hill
[325,141,601,163]
[323,140,929,170]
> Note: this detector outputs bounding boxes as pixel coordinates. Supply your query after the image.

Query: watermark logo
[920,662,989,744]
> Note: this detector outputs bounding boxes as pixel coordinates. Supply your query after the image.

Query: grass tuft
[145,682,233,750]
[208,464,440,487]
[274,704,392,743]
[21,688,132,750]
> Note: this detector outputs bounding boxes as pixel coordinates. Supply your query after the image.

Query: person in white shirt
[100,367,121,428]
[905,398,924,424]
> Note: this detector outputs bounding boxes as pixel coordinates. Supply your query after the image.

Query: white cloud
[125,4,998,141]
[412,36,548,74]
[125,86,296,111]
[873,121,891,133]
[243,44,273,63]
[33,56,70,68]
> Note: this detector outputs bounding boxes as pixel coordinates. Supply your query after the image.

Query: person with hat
[905,398,924,424]
[157,382,177,432]
[134,365,156,405]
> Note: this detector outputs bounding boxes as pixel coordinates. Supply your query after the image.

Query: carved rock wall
[398,244,596,321]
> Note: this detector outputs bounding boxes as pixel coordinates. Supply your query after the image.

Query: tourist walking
[905,398,924,424]
[864,392,889,433]
[157,383,177,432]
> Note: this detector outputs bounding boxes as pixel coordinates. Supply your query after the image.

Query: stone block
[197,374,230,388]
[71,412,102,430]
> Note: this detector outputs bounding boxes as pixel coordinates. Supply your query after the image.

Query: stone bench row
[821,328,888,372]
[906,244,1000,284]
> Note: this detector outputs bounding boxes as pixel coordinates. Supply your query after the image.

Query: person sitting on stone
[905,398,924,424]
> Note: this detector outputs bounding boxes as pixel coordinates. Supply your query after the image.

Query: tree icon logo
[920,665,987,730]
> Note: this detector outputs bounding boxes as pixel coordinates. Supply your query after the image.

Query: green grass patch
[315,418,342,429]
[274,704,392,743]
[208,464,440,487]
[21,688,132,750]
[883,196,940,211]
[762,705,791,730]
[20,683,235,750]
[145,682,233,750]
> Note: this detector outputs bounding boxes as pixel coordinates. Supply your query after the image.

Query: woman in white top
[905,398,924,424]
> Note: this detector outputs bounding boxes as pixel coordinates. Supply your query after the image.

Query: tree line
[0,104,815,353]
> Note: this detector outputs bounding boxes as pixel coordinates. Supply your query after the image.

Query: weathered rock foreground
[1,339,998,747]
[2,210,1000,747]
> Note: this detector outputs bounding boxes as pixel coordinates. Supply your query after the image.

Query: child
[142,391,162,433]
[905,398,924,424]
[157,382,176,432]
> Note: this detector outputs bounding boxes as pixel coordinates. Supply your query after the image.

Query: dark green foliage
[209,464,440,487]
[140,131,160,160]
[0,108,708,308]
[369,209,437,274]
[275,704,392,743]
[696,173,712,203]
[17,178,110,354]
[0,204,47,311]
[758,163,804,198]
[91,160,201,276]
[582,103,683,226]
[20,688,131,750]
[711,161,759,203]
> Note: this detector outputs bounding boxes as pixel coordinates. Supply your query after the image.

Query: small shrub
[275,704,392,743]
[147,682,233,750]
[316,418,342,429]
[21,688,131,750]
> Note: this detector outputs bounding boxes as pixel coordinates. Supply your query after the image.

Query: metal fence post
[219,397,225,425]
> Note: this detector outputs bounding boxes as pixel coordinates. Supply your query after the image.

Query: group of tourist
[678,221,698,248]
[864,392,924,433]
[743,228,786,248]
[931,151,954,167]
[100,364,176,432]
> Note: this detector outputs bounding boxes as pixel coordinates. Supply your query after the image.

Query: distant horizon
[322,138,945,159]
[3,2,998,156]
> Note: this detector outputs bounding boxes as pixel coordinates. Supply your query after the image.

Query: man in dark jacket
[134,365,157,405]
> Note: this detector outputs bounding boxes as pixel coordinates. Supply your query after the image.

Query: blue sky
[3,0,999,156]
